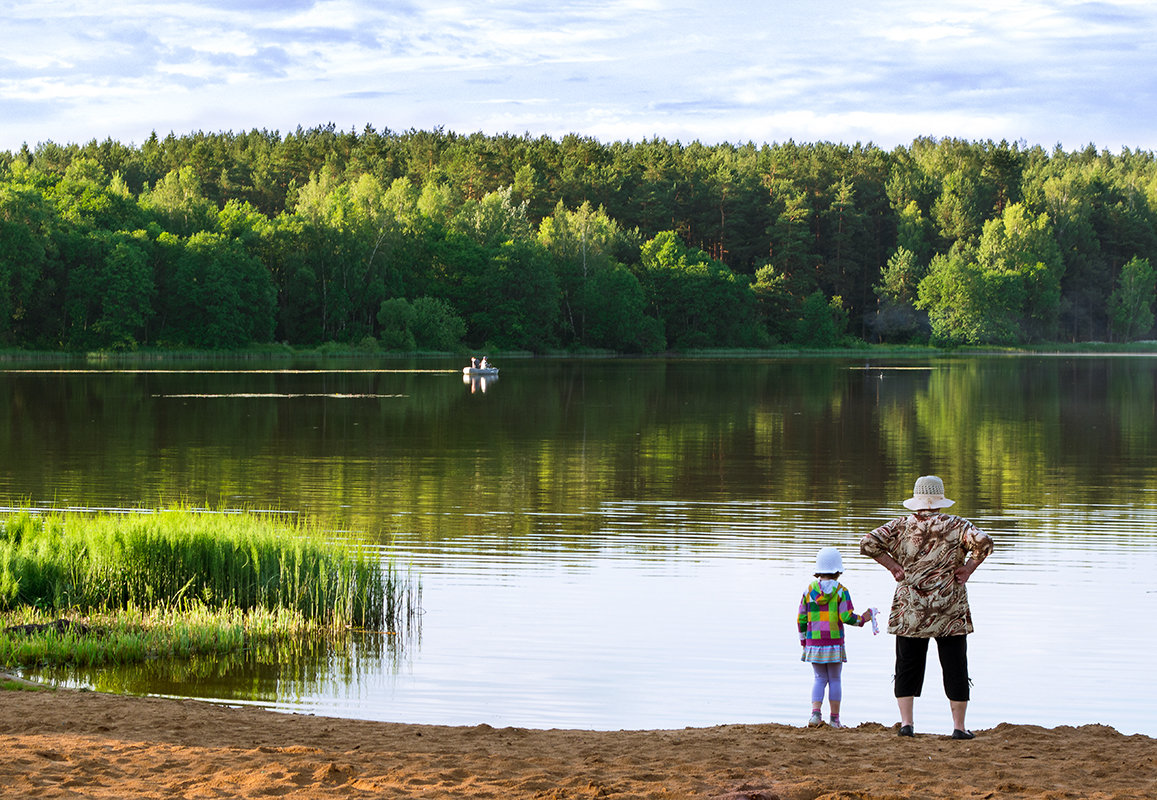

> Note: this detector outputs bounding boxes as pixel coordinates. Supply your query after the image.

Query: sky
[2,0,1155,154]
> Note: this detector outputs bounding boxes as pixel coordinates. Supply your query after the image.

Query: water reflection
[30,629,410,703]
[2,355,1156,734]
[6,356,1155,531]
[463,373,498,393]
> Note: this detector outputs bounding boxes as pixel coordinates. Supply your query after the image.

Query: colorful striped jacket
[797,580,868,660]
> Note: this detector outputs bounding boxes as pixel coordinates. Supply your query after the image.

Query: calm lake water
[4,354,1156,737]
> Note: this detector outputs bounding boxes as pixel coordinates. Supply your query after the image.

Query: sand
[1,685,1154,799]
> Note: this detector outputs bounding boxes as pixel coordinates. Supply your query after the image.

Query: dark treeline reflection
[1,356,1154,547]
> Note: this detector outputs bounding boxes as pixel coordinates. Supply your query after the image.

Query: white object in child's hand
[869,608,880,635]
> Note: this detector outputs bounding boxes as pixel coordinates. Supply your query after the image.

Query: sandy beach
[1,684,1154,799]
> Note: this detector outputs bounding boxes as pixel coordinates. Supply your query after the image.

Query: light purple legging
[811,662,843,704]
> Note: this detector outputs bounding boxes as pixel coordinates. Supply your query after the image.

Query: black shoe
[951,729,975,740]
[898,725,914,737]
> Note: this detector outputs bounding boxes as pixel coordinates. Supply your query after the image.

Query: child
[798,547,874,728]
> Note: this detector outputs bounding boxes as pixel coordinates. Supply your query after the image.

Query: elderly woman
[860,475,993,740]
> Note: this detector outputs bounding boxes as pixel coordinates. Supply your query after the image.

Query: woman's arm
[955,520,993,584]
[872,552,905,581]
[954,558,981,584]
[861,518,904,580]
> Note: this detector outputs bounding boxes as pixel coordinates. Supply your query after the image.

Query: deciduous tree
[1109,256,1156,340]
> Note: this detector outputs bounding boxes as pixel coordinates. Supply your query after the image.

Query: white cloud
[1,0,1155,151]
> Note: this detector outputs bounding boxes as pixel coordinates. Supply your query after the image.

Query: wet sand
[1,686,1154,799]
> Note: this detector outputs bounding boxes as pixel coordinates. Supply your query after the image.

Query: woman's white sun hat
[814,547,844,574]
[902,475,955,510]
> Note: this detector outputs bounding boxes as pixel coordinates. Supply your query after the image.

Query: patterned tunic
[860,511,993,638]
[797,581,869,663]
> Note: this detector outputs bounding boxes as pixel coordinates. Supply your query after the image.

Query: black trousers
[894,635,970,702]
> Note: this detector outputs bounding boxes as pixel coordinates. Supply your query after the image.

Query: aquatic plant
[0,509,418,633]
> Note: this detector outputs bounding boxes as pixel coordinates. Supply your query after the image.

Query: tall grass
[0,509,417,633]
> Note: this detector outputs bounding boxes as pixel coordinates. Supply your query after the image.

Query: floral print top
[860,511,993,637]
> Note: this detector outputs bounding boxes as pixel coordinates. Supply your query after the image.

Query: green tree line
[2,126,1155,351]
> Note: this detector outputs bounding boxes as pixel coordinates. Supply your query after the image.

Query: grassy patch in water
[0,508,419,633]
[0,508,421,672]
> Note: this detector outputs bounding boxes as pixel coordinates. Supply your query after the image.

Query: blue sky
[2,0,1155,153]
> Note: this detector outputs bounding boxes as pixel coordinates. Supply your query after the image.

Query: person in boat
[471,357,479,368]
[480,357,490,369]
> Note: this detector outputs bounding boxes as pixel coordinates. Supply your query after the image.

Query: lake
[3,354,1156,736]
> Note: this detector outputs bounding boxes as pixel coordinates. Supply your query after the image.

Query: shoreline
[2,685,1154,799]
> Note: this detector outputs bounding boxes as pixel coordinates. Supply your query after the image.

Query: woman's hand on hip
[874,553,905,581]
[954,561,978,584]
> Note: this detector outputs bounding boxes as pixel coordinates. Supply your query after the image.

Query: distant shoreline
[0,341,1155,363]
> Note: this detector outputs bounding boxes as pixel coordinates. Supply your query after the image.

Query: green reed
[0,509,417,633]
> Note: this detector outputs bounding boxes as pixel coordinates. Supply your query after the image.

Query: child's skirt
[801,644,847,663]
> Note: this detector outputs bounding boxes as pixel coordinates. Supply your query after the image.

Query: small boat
[463,366,499,376]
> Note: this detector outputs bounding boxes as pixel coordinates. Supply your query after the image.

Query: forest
[1,125,1155,352]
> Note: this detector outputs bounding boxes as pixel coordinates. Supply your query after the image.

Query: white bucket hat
[814,547,843,574]
[902,475,955,510]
